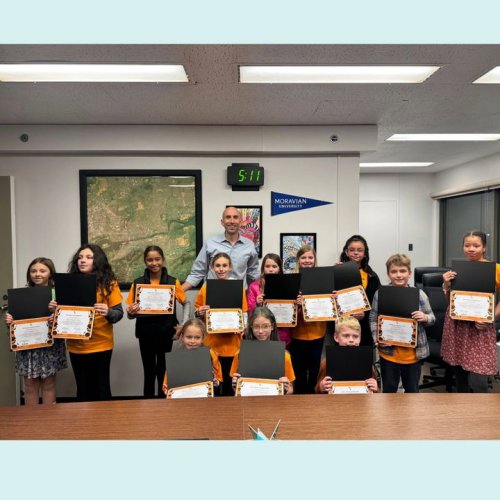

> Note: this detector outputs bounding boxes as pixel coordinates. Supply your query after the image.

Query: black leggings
[139,335,173,398]
[69,350,113,402]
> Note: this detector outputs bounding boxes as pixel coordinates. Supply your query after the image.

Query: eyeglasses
[253,324,273,332]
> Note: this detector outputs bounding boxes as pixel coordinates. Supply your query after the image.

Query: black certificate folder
[8,287,52,320]
[326,345,373,381]
[53,273,96,307]
[333,261,362,290]
[264,273,301,300]
[165,347,213,389]
[300,267,335,295]
[377,286,419,318]
[451,260,496,293]
[237,340,285,380]
[206,279,243,308]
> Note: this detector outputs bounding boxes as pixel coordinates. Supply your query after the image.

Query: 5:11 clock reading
[227,164,265,187]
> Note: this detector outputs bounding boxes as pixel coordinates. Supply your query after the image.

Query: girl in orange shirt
[51,244,123,402]
[230,307,294,394]
[289,244,327,394]
[162,318,222,396]
[195,252,247,396]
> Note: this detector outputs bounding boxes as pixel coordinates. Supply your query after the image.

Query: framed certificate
[52,305,95,339]
[330,381,369,395]
[167,381,214,399]
[135,284,175,314]
[235,378,284,397]
[265,299,297,327]
[10,317,53,351]
[335,285,371,316]
[377,315,417,348]
[302,294,338,322]
[206,308,244,333]
[449,290,495,323]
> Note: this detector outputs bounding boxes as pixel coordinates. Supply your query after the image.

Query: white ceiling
[1,44,500,173]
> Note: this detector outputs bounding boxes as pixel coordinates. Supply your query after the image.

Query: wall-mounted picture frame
[228,205,262,257]
[280,233,317,273]
[80,170,202,288]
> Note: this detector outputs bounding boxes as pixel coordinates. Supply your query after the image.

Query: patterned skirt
[441,308,497,375]
[15,339,68,379]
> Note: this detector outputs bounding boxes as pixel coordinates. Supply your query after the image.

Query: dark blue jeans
[379,357,421,393]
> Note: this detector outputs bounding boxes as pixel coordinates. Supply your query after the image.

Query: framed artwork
[228,205,263,257]
[280,233,317,273]
[80,170,202,288]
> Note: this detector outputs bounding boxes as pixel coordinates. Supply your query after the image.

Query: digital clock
[227,163,264,191]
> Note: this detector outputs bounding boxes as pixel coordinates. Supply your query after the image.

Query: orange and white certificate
[10,317,52,351]
[377,315,417,348]
[302,294,338,322]
[235,378,284,397]
[52,305,95,340]
[265,300,297,327]
[206,308,244,333]
[335,285,371,316]
[450,290,495,323]
[135,284,175,314]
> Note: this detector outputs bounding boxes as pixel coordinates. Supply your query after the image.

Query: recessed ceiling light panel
[0,64,189,82]
[473,67,500,84]
[239,66,440,83]
[360,162,434,167]
[387,134,500,141]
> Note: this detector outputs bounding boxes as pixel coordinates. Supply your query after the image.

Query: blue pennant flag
[271,191,333,216]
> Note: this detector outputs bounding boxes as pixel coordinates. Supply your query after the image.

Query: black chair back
[422,286,448,342]
[414,266,448,287]
[422,272,444,288]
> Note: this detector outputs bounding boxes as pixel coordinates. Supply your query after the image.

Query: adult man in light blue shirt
[181,206,260,291]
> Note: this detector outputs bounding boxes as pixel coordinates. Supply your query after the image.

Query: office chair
[419,281,454,392]
[414,267,448,288]
[421,272,444,288]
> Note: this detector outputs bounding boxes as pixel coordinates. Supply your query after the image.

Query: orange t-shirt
[290,313,326,341]
[67,281,123,354]
[195,282,247,357]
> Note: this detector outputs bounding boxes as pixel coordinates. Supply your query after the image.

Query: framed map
[80,170,202,288]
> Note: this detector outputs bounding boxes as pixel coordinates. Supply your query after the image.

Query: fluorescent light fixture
[360,162,434,167]
[239,66,440,83]
[473,67,500,84]
[388,134,500,141]
[0,64,189,82]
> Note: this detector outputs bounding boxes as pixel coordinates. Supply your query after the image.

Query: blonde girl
[162,318,222,395]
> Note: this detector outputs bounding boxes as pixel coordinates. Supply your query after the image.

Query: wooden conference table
[1,394,500,440]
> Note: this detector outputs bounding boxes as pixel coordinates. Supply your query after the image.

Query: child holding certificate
[6,258,67,405]
[369,254,434,393]
[246,253,291,345]
[126,245,189,398]
[162,319,222,395]
[441,231,500,392]
[338,235,381,346]
[289,245,327,394]
[194,252,247,396]
[50,244,123,402]
[316,317,378,393]
[230,307,295,394]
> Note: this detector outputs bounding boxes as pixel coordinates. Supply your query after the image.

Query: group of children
[6,230,499,404]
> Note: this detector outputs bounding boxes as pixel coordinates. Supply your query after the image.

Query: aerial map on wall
[85,174,199,285]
